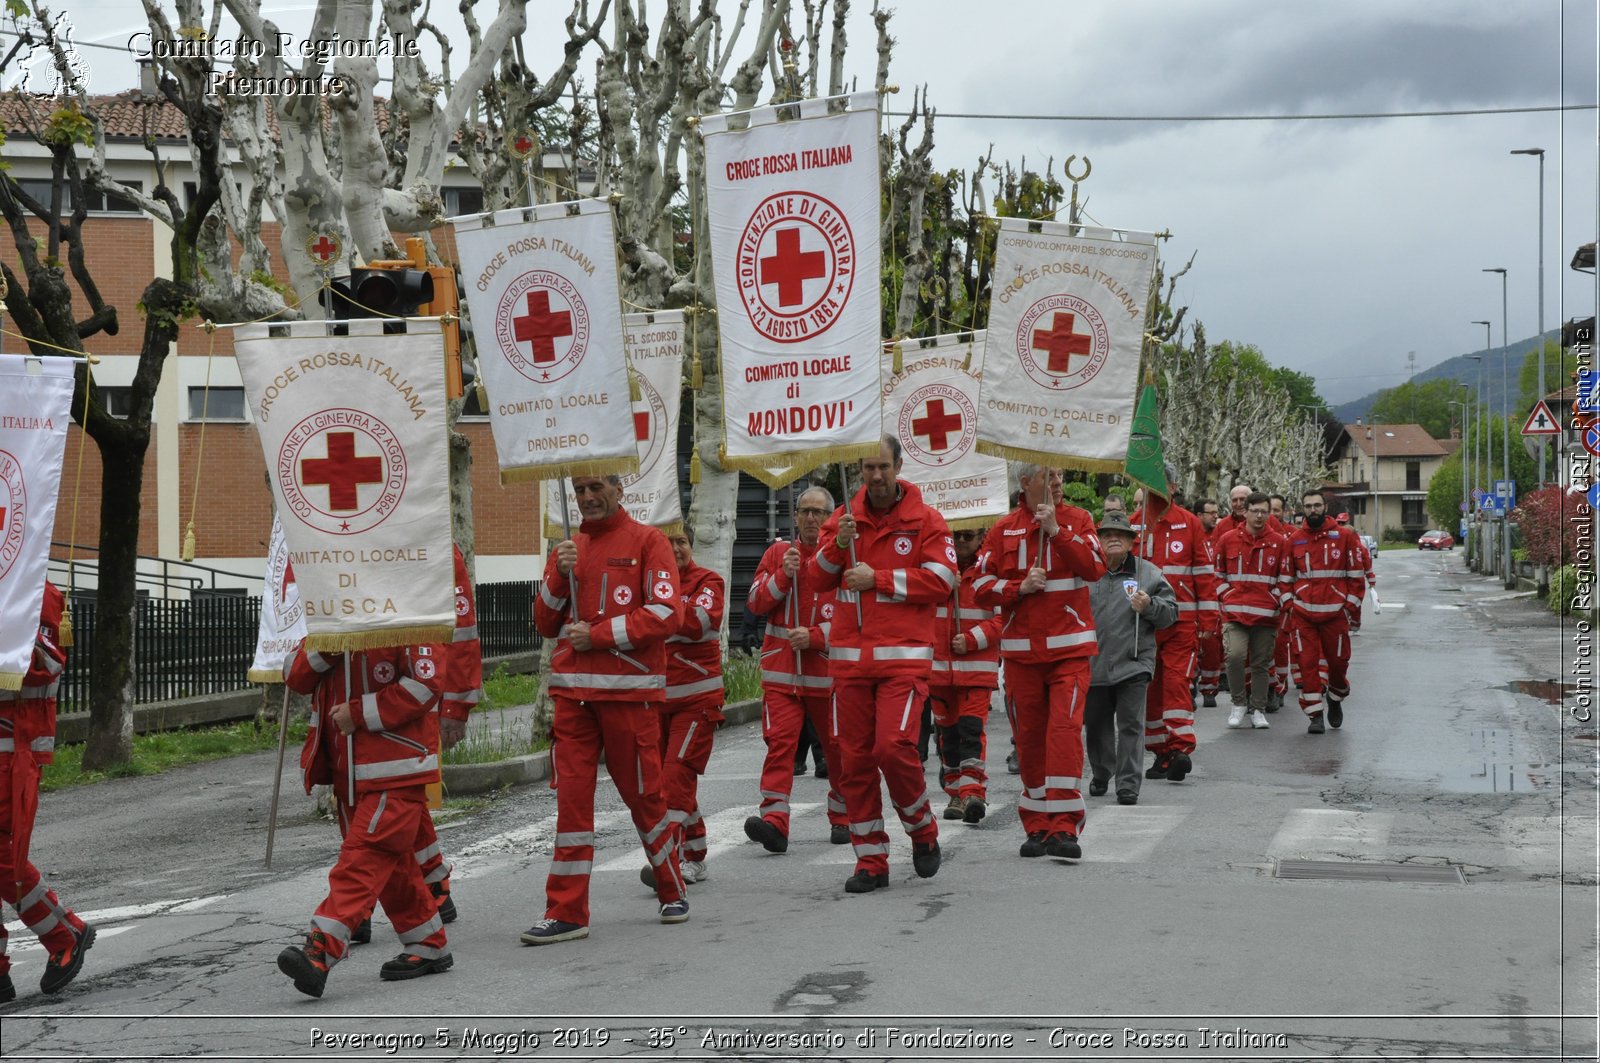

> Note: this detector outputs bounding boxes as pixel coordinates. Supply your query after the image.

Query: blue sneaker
[658,899,689,924]
[519,919,588,945]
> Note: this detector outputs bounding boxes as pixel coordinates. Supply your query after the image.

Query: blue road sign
[1588,482,1600,509]
[1579,368,1600,414]
[1493,480,1516,508]
[1586,423,1600,458]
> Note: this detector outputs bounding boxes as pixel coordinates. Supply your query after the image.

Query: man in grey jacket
[1085,512,1178,805]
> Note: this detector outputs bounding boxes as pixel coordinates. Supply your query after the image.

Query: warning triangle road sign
[1521,400,1560,436]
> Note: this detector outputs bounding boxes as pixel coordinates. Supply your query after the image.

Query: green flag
[1125,380,1169,507]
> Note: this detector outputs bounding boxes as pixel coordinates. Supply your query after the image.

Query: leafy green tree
[1268,366,1326,411]
[1517,339,1579,410]
[1369,378,1474,438]
[1426,452,1465,530]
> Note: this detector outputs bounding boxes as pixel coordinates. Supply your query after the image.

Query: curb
[441,696,763,796]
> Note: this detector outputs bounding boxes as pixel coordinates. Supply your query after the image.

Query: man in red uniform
[1286,490,1366,734]
[1210,484,1253,543]
[1131,486,1217,784]
[974,465,1106,861]
[641,529,725,888]
[745,486,848,851]
[276,638,452,997]
[808,438,953,893]
[1214,492,1292,729]
[929,524,1003,824]
[0,581,94,1002]
[524,474,686,942]
[1194,499,1225,707]
[1342,514,1375,635]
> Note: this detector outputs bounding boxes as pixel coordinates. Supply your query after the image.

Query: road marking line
[452,809,631,881]
[7,924,136,955]
[1084,805,1192,863]
[1267,808,1393,859]
[807,797,1013,866]
[592,803,822,873]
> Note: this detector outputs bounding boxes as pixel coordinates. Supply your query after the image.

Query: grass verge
[41,716,309,792]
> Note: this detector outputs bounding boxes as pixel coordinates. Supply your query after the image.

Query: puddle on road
[1438,761,1554,793]
[1505,679,1581,704]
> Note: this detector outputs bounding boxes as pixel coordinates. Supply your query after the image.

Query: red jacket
[931,558,1003,690]
[972,501,1106,663]
[0,582,65,763]
[533,508,681,702]
[442,546,483,723]
[1213,526,1292,626]
[808,480,956,679]
[747,539,835,697]
[1131,502,1218,630]
[1286,524,1367,623]
[665,561,726,716]
[285,642,446,802]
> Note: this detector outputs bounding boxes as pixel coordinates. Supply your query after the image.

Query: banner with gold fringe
[451,198,637,483]
[246,513,307,683]
[975,219,1157,472]
[545,312,685,537]
[0,355,74,691]
[700,90,883,483]
[235,322,454,652]
[884,332,1010,531]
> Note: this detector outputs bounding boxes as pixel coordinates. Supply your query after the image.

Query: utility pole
[1511,148,1546,485]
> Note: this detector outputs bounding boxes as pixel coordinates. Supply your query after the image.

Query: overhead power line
[888,103,1597,123]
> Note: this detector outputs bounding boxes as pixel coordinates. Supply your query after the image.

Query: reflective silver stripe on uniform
[672,653,710,676]
[608,615,633,651]
[765,626,791,639]
[761,670,831,689]
[970,628,990,651]
[643,814,673,845]
[1299,570,1352,579]
[1175,602,1202,612]
[368,791,389,833]
[831,646,862,661]
[852,842,890,856]
[397,913,443,942]
[1044,775,1081,789]
[1017,793,1086,813]
[548,672,665,691]
[0,738,11,751]
[415,841,442,864]
[923,561,957,590]
[1228,572,1279,584]
[305,651,333,673]
[555,831,595,847]
[693,606,713,635]
[816,552,842,575]
[677,720,700,759]
[1044,631,1096,649]
[1227,604,1278,618]
[452,624,479,642]
[645,603,675,621]
[312,915,353,943]
[972,574,997,593]
[444,689,482,705]
[539,584,567,611]
[766,575,786,600]
[666,675,724,699]
[1001,638,1031,652]
[37,654,64,677]
[1190,564,1215,576]
[1042,577,1087,592]
[851,818,885,835]
[399,676,433,704]
[354,754,438,780]
[0,682,59,699]
[759,790,791,813]
[951,659,998,673]
[549,859,593,875]
[664,808,690,824]
[1295,601,1346,613]
[889,569,909,601]
[818,622,831,647]
[874,645,933,662]
[17,879,48,911]
[362,693,384,733]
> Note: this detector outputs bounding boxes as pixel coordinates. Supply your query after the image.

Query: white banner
[0,356,74,690]
[545,311,685,536]
[247,514,307,683]
[235,322,454,651]
[451,199,636,483]
[883,332,1010,530]
[702,91,883,486]
[976,220,1158,472]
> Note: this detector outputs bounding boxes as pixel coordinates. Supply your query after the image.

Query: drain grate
[1274,859,1465,884]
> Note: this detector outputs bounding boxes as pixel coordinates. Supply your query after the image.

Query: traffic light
[318,238,463,399]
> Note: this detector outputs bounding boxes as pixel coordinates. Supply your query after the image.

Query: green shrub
[481,663,539,709]
[1382,526,1410,543]
[723,648,764,703]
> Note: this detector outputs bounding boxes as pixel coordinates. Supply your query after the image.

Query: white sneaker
[1249,710,1271,729]
[1227,706,1246,728]
[682,860,708,884]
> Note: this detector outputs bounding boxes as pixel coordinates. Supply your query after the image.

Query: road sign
[1585,423,1600,458]
[1493,479,1515,505]
[1521,400,1560,436]
[1588,483,1600,509]
[1579,368,1600,414]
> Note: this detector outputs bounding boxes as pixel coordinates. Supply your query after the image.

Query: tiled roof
[0,91,410,143]
[1342,423,1448,458]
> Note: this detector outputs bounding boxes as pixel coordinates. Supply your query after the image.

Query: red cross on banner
[513,290,573,364]
[911,398,963,452]
[301,431,384,512]
[634,411,650,441]
[1032,312,1094,374]
[760,227,826,307]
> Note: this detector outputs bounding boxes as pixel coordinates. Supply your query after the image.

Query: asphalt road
[2,549,1595,1062]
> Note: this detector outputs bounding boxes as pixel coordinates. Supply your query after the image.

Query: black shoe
[1145,755,1171,780]
[1201,694,1217,708]
[430,883,457,924]
[519,919,588,945]
[1307,712,1326,734]
[350,917,372,945]
[0,973,14,1004]
[1327,699,1344,729]
[1006,751,1020,775]
[844,869,889,894]
[379,951,453,981]
[276,931,331,999]
[1088,779,1108,797]
[1019,830,1048,858]
[1044,832,1082,861]
[1116,789,1138,806]
[639,864,658,890]
[743,815,788,853]
[1165,752,1192,783]
[814,759,828,779]
[962,797,987,824]
[911,840,941,879]
[40,923,95,995]
[793,761,808,775]
[829,824,850,845]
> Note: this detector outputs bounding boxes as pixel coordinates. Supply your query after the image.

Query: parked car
[1417,529,1455,551]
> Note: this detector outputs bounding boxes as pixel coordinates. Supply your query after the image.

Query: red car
[1417,530,1455,550]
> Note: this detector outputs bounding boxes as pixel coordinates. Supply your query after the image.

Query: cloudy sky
[21,0,1600,403]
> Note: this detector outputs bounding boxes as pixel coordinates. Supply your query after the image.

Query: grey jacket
[1089,553,1178,686]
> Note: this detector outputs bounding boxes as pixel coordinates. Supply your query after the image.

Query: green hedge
[1547,564,1598,619]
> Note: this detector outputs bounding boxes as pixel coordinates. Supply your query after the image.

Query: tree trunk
[82,435,148,770]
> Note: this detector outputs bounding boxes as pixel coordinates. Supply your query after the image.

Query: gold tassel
[961,345,974,372]
[891,341,904,376]
[629,368,642,402]
[689,449,702,484]
[691,354,703,390]
[58,605,73,649]
[181,520,196,562]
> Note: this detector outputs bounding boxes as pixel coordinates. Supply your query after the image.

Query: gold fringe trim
[304,625,456,653]
[247,669,286,684]
[499,456,639,486]
[975,441,1127,476]
[0,671,23,692]
[946,514,1003,533]
[722,442,880,489]
[657,519,685,540]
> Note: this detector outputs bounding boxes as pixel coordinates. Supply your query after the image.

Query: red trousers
[0,754,82,975]
[312,787,447,966]
[928,685,990,800]
[1289,613,1351,716]
[412,815,450,892]
[756,690,846,836]
[1143,624,1198,756]
[546,698,682,925]
[1196,619,1224,697]
[1004,657,1089,838]
[832,676,938,876]
[657,701,720,863]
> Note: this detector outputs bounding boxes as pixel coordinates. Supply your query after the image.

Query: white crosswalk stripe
[1081,805,1192,863]
[1268,808,1393,858]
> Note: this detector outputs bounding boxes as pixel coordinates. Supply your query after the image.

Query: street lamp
[1484,268,1512,588]
[1448,398,1470,529]
[1511,148,1546,485]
